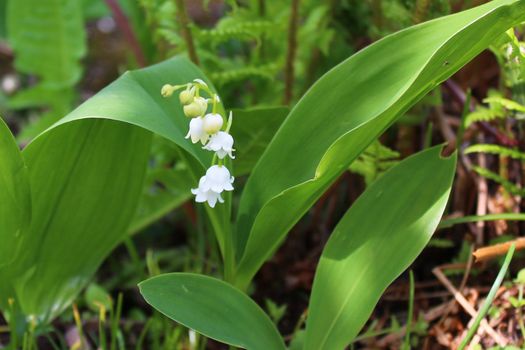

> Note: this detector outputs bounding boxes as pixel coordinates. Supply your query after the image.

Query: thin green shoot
[402,270,415,350]
[439,213,525,229]
[458,243,515,350]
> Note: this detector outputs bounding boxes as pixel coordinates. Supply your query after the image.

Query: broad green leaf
[53,57,216,170]
[234,0,525,289]
[303,146,456,349]
[51,57,232,254]
[11,120,151,322]
[139,273,286,350]
[1,57,227,322]
[0,119,30,309]
[230,107,288,176]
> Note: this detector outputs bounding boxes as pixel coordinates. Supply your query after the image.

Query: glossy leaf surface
[140,273,286,350]
[0,119,30,309]
[304,146,456,349]
[234,0,525,288]
[0,57,219,322]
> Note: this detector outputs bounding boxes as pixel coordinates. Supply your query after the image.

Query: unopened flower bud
[203,113,223,134]
[179,88,195,105]
[183,97,208,118]
[161,84,175,97]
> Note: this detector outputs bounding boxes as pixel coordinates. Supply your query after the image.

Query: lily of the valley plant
[0,1,524,349]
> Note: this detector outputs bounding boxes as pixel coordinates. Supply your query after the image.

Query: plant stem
[174,0,200,66]
[283,0,300,105]
[402,270,415,350]
[257,0,266,61]
[205,205,236,283]
[370,0,383,35]
[104,0,147,67]
[413,0,430,24]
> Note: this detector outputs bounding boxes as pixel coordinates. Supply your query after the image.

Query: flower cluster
[161,79,235,208]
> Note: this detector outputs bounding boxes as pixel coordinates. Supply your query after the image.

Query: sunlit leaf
[234,0,525,289]
[304,146,456,349]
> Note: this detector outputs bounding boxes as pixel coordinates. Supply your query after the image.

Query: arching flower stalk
[161,79,235,208]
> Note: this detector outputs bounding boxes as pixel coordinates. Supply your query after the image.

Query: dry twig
[473,237,525,262]
[432,266,507,347]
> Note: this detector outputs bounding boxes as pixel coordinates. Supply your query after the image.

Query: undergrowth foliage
[465,29,525,198]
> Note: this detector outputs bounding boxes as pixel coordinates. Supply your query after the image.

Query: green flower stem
[205,205,236,283]
[174,148,236,283]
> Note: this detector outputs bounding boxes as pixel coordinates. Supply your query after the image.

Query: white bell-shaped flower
[203,131,235,159]
[200,165,234,193]
[191,176,224,208]
[185,117,209,145]
[203,113,223,134]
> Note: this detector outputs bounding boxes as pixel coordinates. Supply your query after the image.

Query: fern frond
[196,20,275,45]
[465,144,525,160]
[349,140,400,186]
[483,96,525,113]
[472,165,525,197]
[209,64,278,85]
[7,0,86,140]
[465,106,505,126]
[7,0,86,87]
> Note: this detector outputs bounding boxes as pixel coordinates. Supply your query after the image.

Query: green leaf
[0,118,30,309]
[51,57,234,256]
[54,57,216,170]
[12,120,151,322]
[1,57,227,323]
[85,283,112,312]
[139,273,286,350]
[230,107,289,176]
[304,146,457,349]
[233,0,525,289]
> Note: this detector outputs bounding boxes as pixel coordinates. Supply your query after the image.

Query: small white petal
[194,79,208,87]
[204,132,235,159]
[186,117,208,144]
[216,150,227,159]
[203,113,224,134]
[191,175,225,207]
[208,196,217,208]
